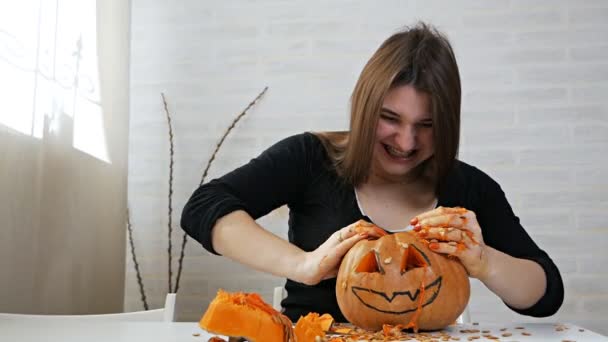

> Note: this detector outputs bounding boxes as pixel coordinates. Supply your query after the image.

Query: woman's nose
[396,125,416,151]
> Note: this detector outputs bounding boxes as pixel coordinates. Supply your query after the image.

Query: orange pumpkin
[199,289,294,342]
[336,231,470,331]
[294,312,334,341]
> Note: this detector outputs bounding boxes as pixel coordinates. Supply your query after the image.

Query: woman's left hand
[410,207,489,279]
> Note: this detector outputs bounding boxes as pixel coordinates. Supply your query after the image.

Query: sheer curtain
[0,0,130,314]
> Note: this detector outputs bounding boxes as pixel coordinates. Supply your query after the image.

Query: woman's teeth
[385,145,415,158]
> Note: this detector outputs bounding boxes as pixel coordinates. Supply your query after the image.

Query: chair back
[272,286,287,311]
[0,293,177,322]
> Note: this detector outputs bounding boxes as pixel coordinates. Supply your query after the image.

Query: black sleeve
[477,175,564,317]
[180,133,316,255]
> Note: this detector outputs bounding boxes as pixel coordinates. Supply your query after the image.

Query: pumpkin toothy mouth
[350,276,442,314]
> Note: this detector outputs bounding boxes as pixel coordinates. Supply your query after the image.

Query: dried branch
[199,86,269,186]
[127,206,149,310]
[161,92,175,294]
[173,86,269,293]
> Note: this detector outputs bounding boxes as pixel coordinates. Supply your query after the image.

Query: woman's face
[371,84,434,182]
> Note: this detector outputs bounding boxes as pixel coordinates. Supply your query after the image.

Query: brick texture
[128,0,608,335]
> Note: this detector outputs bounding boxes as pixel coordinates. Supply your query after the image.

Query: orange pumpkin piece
[199,289,294,342]
[207,337,227,342]
[294,312,334,342]
[316,313,334,331]
[382,323,406,337]
[331,327,354,335]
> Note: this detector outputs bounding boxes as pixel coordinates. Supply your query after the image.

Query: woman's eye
[418,122,433,128]
[381,114,398,122]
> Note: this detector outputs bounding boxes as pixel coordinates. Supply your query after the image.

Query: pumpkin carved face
[336,231,470,331]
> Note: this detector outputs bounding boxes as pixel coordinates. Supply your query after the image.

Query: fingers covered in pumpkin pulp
[411,206,468,222]
[411,207,489,279]
[299,220,385,285]
[317,232,368,278]
[348,220,388,239]
[321,221,387,274]
[411,207,482,245]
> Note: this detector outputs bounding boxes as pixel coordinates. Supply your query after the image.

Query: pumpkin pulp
[401,244,429,332]
[200,290,295,342]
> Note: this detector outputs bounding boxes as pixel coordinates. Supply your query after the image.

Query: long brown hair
[315,22,461,194]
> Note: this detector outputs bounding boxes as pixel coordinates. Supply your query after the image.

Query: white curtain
[0,0,130,314]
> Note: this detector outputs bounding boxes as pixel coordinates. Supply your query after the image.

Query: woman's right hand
[296,220,387,285]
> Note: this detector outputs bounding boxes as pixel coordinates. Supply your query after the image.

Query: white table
[0,319,606,341]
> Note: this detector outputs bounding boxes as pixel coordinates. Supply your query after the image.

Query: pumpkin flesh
[199,289,294,342]
[293,312,334,342]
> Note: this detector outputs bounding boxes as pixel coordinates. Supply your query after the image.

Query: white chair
[272,286,287,312]
[455,305,471,324]
[272,286,470,324]
[0,293,176,322]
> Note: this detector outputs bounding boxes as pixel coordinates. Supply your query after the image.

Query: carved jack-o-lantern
[336,231,470,331]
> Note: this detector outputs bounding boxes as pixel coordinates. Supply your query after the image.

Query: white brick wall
[128,0,608,334]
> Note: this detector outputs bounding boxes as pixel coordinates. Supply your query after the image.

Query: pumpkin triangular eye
[355,250,384,274]
[400,245,428,275]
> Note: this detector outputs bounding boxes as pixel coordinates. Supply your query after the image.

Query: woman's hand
[410,207,490,279]
[296,220,387,285]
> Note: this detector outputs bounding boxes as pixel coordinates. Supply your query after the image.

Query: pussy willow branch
[127,206,149,310]
[173,86,269,293]
[198,86,269,186]
[161,92,175,294]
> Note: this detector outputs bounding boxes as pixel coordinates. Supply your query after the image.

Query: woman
[181,23,564,323]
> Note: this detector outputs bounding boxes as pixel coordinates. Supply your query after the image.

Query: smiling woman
[372,85,435,185]
[181,22,564,327]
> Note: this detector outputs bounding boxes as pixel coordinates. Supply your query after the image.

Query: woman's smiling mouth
[383,144,417,160]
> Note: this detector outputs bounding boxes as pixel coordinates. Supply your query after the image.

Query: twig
[161,92,175,293]
[127,206,149,310]
[173,86,269,293]
[199,86,269,186]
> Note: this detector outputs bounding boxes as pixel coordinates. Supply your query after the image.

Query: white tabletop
[0,319,606,342]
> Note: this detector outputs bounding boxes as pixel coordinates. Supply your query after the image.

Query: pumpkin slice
[316,313,334,331]
[294,312,334,342]
[200,289,294,342]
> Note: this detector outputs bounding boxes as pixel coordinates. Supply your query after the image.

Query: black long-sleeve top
[181,132,564,322]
